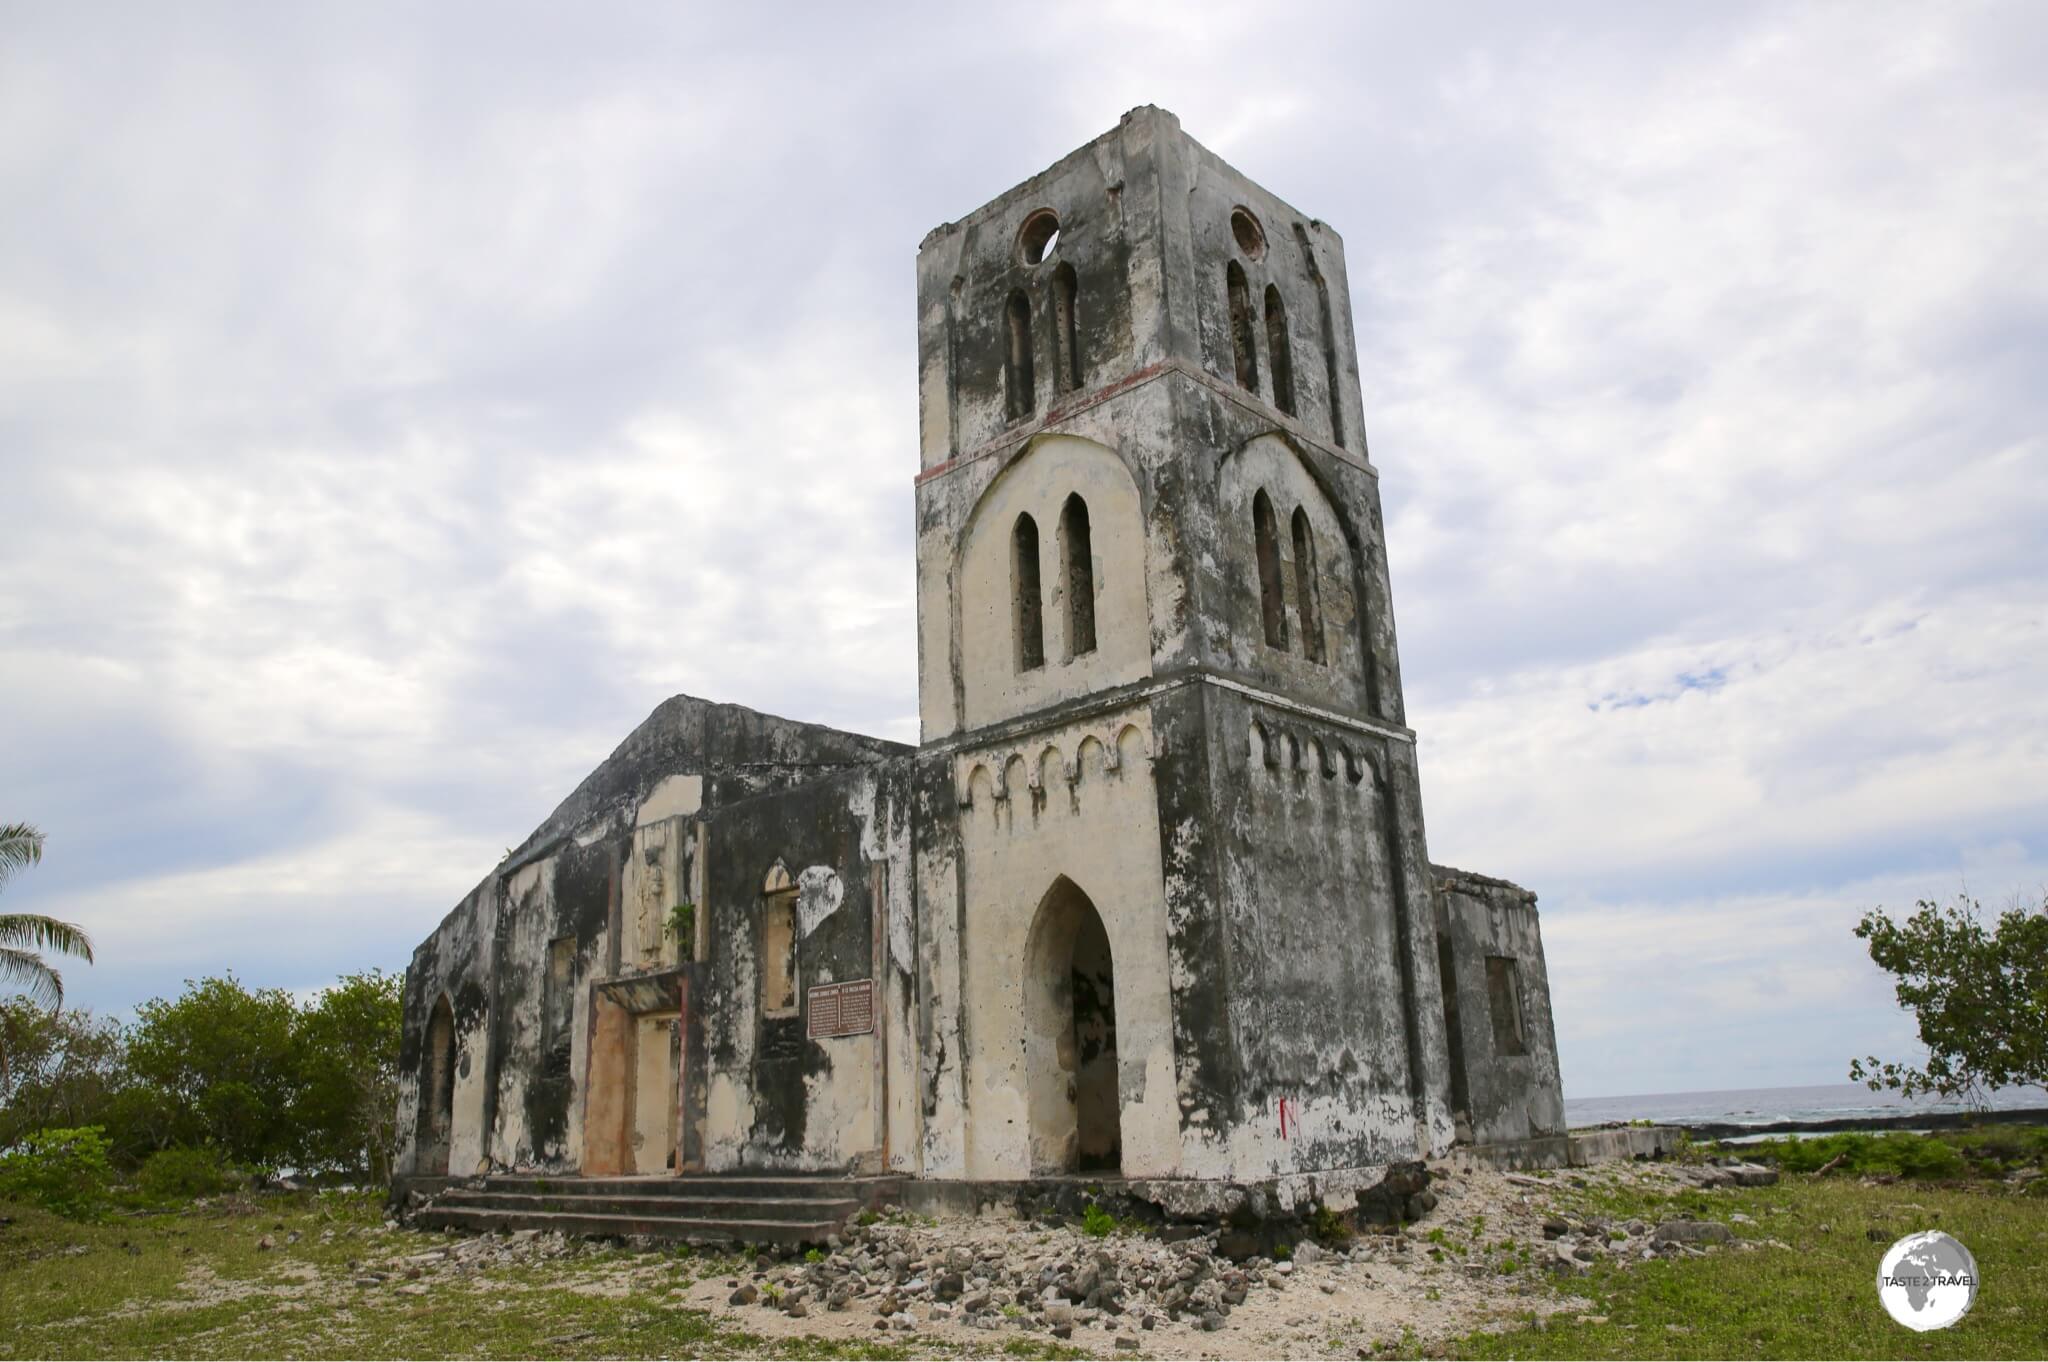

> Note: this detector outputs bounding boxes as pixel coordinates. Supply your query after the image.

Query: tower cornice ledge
[914,356,1376,488]
[920,667,1417,759]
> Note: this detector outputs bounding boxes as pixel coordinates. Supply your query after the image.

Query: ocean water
[1564,1081,2048,1129]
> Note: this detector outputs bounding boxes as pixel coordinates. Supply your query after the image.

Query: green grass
[1453,1166,2048,1359]
[0,1191,998,1360]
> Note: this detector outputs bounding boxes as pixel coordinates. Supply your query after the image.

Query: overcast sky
[3,2,2043,1100]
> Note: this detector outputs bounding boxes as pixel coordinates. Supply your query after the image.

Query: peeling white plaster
[637,773,703,827]
[796,865,844,937]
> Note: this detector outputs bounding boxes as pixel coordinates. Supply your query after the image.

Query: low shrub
[135,1145,240,1202]
[1744,1130,1965,1179]
[0,1125,114,1219]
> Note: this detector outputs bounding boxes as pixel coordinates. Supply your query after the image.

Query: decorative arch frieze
[954,723,1157,812]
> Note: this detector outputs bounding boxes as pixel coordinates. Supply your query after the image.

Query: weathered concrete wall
[1432,866,1566,1147]
[941,708,1180,1179]
[948,433,1152,732]
[395,696,911,1179]
[916,392,1192,744]
[395,880,498,1177]
[696,759,915,1173]
[1166,683,1454,1176]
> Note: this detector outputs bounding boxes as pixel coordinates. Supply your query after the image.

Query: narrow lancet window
[1294,221,1348,447]
[1253,489,1287,650]
[1052,263,1082,394]
[1059,493,1096,659]
[1265,285,1296,416]
[1226,261,1259,392]
[762,863,797,1016]
[1005,290,1036,420]
[1291,506,1324,663]
[1013,512,1045,671]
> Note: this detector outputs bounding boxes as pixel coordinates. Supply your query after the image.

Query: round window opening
[1231,207,1266,260]
[1020,209,1061,265]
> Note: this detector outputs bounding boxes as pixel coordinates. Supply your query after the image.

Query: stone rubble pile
[347,1227,591,1292]
[724,1219,1373,1337]
[1508,1161,1776,1278]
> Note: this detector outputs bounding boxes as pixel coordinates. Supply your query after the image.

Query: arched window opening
[1019,209,1061,265]
[1226,261,1259,393]
[421,995,456,1176]
[761,863,798,1017]
[1059,493,1096,659]
[1005,290,1036,420]
[1013,512,1045,671]
[1265,285,1296,417]
[1252,489,1288,650]
[1291,506,1325,663]
[1292,222,1349,449]
[1231,206,1267,260]
[1052,263,1082,394]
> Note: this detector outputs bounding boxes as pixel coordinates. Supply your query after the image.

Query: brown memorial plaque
[806,978,875,1039]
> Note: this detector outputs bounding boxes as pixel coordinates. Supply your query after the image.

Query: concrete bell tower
[908,107,1456,1185]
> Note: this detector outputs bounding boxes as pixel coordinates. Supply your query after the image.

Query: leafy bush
[0,1126,113,1219]
[1081,1201,1117,1237]
[135,1146,239,1202]
[1851,893,2048,1102]
[1744,1131,1966,1179]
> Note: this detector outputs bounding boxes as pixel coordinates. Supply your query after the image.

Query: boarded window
[1226,261,1259,392]
[1253,489,1288,650]
[1264,285,1295,416]
[1059,493,1096,658]
[1290,507,1325,664]
[762,864,798,1017]
[1005,290,1036,420]
[1013,512,1045,671]
[1485,956,1527,1057]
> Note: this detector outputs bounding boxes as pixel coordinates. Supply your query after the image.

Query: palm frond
[0,945,61,1009]
[0,914,93,963]
[0,823,44,890]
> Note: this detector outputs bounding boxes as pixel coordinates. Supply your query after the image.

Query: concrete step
[475,1174,898,1203]
[413,1203,842,1246]
[431,1190,862,1222]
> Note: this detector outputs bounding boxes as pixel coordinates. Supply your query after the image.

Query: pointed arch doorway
[1025,877,1122,1174]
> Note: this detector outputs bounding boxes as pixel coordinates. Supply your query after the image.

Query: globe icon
[1877,1231,1978,1331]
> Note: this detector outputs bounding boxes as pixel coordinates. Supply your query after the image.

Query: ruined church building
[396,108,1567,1207]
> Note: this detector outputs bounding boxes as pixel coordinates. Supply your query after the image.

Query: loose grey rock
[1650,1220,1734,1246]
